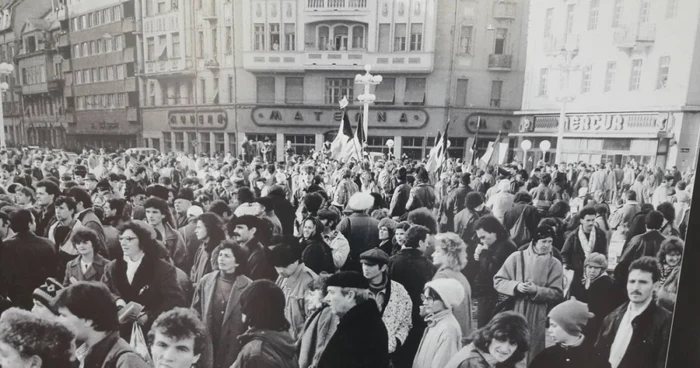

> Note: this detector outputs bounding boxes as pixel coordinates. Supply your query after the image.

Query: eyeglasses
[119,236,138,243]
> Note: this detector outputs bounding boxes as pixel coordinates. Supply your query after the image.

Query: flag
[356,114,366,147]
[425,131,442,173]
[470,117,481,165]
[330,108,354,160]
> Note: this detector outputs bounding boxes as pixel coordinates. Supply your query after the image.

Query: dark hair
[474,215,509,240]
[9,209,34,233]
[218,240,249,274]
[197,213,225,252]
[548,201,570,219]
[578,206,596,219]
[240,280,290,331]
[237,187,255,204]
[594,203,609,217]
[148,308,207,356]
[208,200,231,218]
[644,210,664,230]
[541,173,552,186]
[407,208,438,235]
[267,240,302,267]
[144,197,174,227]
[656,202,675,224]
[677,181,687,190]
[67,187,92,208]
[17,186,35,202]
[657,237,684,264]
[628,256,662,283]
[471,311,530,365]
[54,196,77,213]
[107,198,128,219]
[36,180,61,199]
[70,227,100,252]
[404,224,430,249]
[54,282,120,332]
[626,190,637,201]
[0,308,75,368]
[116,221,159,257]
[513,192,532,204]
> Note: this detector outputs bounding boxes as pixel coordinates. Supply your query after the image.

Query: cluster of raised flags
[425,120,450,173]
[330,97,366,162]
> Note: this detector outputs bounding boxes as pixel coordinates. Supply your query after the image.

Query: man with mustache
[594,256,671,368]
[228,215,277,281]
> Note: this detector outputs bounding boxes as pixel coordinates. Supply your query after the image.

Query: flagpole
[471,116,480,166]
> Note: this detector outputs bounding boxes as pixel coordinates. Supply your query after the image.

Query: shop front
[514,112,676,169]
[449,109,520,164]
[65,111,140,151]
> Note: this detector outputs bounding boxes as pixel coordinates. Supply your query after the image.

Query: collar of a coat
[84,331,121,367]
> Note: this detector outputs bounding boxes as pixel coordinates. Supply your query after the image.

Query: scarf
[578,226,596,258]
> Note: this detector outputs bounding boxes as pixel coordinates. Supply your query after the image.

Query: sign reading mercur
[565,114,625,131]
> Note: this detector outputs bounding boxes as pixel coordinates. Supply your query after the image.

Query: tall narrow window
[254,24,265,51]
[257,77,275,103]
[394,23,407,51]
[225,26,233,54]
[538,68,549,96]
[173,82,181,104]
[666,0,678,19]
[629,59,643,91]
[172,32,180,58]
[544,8,553,37]
[566,4,575,34]
[490,80,503,107]
[657,56,670,89]
[147,37,156,60]
[588,0,600,30]
[284,24,295,51]
[409,23,423,51]
[270,24,280,50]
[377,24,390,52]
[200,78,206,103]
[211,25,218,58]
[639,0,650,23]
[459,26,473,54]
[612,0,623,27]
[228,75,234,103]
[581,66,592,93]
[455,79,468,107]
[494,28,507,55]
[198,31,204,57]
[352,25,364,49]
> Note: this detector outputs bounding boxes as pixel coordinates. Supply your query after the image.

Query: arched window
[333,25,348,50]
[352,25,365,49]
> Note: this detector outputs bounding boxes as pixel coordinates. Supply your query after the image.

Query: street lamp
[355,64,382,145]
[550,42,579,163]
[521,139,532,168]
[0,62,14,148]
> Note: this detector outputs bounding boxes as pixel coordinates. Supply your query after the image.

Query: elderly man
[337,192,380,272]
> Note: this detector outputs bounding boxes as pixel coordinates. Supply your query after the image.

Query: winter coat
[300,237,335,275]
[317,300,390,368]
[36,204,56,237]
[179,220,201,269]
[434,267,474,340]
[561,227,608,279]
[445,342,508,368]
[594,301,671,368]
[233,328,299,368]
[83,331,151,368]
[321,230,350,270]
[276,265,318,341]
[618,230,666,267]
[378,279,413,353]
[337,213,380,271]
[332,178,359,208]
[569,274,618,340]
[529,339,606,368]
[191,271,252,368]
[77,208,109,257]
[407,182,437,211]
[442,185,472,231]
[390,182,412,218]
[63,254,109,286]
[190,241,217,286]
[472,238,517,299]
[609,202,641,230]
[241,238,278,281]
[160,223,190,272]
[493,245,564,364]
[657,266,680,312]
[503,203,541,244]
[412,310,463,368]
[297,306,339,368]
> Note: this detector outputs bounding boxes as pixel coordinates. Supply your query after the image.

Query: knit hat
[377,217,398,233]
[548,299,594,336]
[327,271,370,289]
[465,192,484,210]
[533,225,556,242]
[584,252,608,270]
[32,278,64,315]
[424,278,465,310]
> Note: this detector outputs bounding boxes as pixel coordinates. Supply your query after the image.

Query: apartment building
[517,0,700,171]
[141,0,530,162]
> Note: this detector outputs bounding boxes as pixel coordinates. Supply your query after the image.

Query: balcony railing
[543,35,579,55]
[613,24,656,49]
[307,0,368,10]
[488,54,512,71]
[493,1,517,19]
[144,58,195,77]
[243,50,433,73]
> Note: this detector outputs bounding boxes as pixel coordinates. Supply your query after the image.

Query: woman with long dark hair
[657,237,684,312]
[192,240,252,368]
[299,217,335,274]
[190,212,225,285]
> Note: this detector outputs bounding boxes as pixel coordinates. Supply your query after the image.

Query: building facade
[141,0,529,162]
[517,0,700,172]
[58,0,141,150]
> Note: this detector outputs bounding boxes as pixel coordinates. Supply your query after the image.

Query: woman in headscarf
[299,217,335,274]
[493,225,564,365]
[657,237,684,312]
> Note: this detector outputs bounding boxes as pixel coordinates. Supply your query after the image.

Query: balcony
[204,58,220,70]
[493,1,517,19]
[306,0,370,15]
[47,78,64,92]
[614,24,656,49]
[488,54,512,71]
[243,50,434,73]
[543,34,579,56]
[144,58,195,78]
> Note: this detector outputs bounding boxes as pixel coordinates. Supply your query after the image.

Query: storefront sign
[523,113,668,134]
[168,110,228,130]
[251,107,428,128]
[462,114,516,134]
[566,114,624,131]
[90,122,120,130]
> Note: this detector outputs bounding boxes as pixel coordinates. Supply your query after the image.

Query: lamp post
[551,45,578,163]
[355,64,382,146]
[0,62,14,148]
[521,139,532,170]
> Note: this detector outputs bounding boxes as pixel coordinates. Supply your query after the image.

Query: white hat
[425,278,465,310]
[346,192,374,212]
[187,206,204,217]
[497,179,511,193]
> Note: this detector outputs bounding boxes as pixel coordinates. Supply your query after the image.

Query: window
[74,44,81,58]
[225,75,233,103]
[657,56,670,89]
[612,0,622,27]
[410,23,423,51]
[158,35,167,59]
[211,25,218,58]
[544,8,553,37]
[82,42,88,56]
[101,67,107,81]
[163,132,172,153]
[172,0,179,10]
[114,5,121,20]
[375,77,395,105]
[227,133,236,155]
[93,68,99,82]
[666,0,678,18]
[115,35,123,50]
[104,8,112,23]
[455,79,468,107]
[254,24,265,51]
[21,68,26,84]
[147,38,155,60]
[285,77,303,104]
[200,79,206,103]
[117,64,125,79]
[96,39,103,54]
[106,38,113,51]
[198,31,204,57]
[270,24,280,50]
[588,0,599,30]
[72,17,79,31]
[566,4,575,34]
[107,65,114,80]
[404,78,426,105]
[402,137,423,159]
[172,33,180,58]
[158,0,166,13]
[639,0,650,23]
[581,66,592,93]
[284,24,295,51]
[494,28,507,55]
[378,24,391,52]
[352,25,364,49]
[86,12,92,27]
[225,27,232,54]
[333,25,348,50]
[148,81,156,106]
[201,133,211,154]
[318,26,330,50]
[187,132,196,154]
[81,15,87,29]
[604,62,616,92]
[257,77,275,103]
[538,68,549,96]
[284,135,315,156]
[214,133,225,154]
[325,78,353,104]
[629,59,643,91]
[91,41,97,54]
[145,0,152,16]
[490,80,503,107]
[173,82,181,104]
[366,136,392,154]
[187,82,194,104]
[394,24,406,51]
[84,70,91,84]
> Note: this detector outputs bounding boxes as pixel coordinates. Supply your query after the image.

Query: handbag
[492,251,525,316]
[129,322,153,365]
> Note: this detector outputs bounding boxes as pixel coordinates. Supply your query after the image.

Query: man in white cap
[337,192,380,272]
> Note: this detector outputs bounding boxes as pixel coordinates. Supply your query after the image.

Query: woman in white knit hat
[412,278,465,368]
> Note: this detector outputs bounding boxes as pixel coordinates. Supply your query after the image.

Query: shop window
[285,77,303,104]
[175,132,184,151]
[215,133,225,154]
[402,136,423,160]
[374,77,395,105]
[227,133,237,155]
[201,133,211,154]
[366,136,392,154]
[284,134,315,155]
[404,78,426,105]
[256,77,275,103]
[602,139,631,151]
[162,132,172,153]
[187,132,197,154]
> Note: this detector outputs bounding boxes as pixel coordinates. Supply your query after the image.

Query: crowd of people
[0,145,692,368]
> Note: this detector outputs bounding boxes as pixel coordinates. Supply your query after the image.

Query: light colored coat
[412,310,463,368]
[276,265,318,341]
[434,267,474,339]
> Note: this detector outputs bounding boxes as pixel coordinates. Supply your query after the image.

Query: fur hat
[584,252,608,270]
[533,225,556,242]
[32,278,64,315]
[377,217,398,233]
[425,278,465,310]
[146,184,170,201]
[327,271,370,289]
[346,192,374,212]
[175,188,194,202]
[548,299,594,336]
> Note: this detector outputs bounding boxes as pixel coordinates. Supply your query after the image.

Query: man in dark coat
[441,172,471,232]
[595,257,671,368]
[268,185,295,235]
[389,167,411,219]
[561,206,608,284]
[230,215,278,281]
[614,210,666,289]
[502,192,540,246]
[406,167,436,212]
[318,271,389,368]
[337,192,380,272]
[0,209,58,310]
[35,179,61,237]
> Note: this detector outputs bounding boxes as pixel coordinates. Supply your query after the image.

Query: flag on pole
[356,114,366,149]
[480,130,503,168]
[330,97,354,160]
[470,117,481,165]
[426,120,450,173]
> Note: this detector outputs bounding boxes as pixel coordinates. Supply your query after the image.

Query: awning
[404,79,425,104]
[375,79,395,103]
